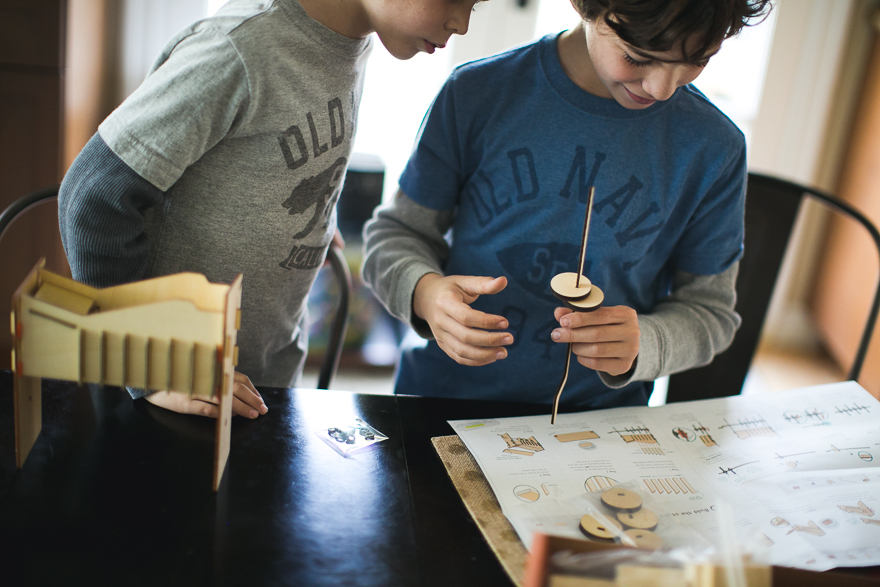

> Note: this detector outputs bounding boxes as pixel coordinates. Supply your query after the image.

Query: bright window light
[205,0,226,16]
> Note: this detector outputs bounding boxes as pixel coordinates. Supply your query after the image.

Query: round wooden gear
[600,487,643,512]
[622,529,664,550]
[561,285,604,312]
[550,272,592,300]
[617,508,659,531]
[578,514,622,541]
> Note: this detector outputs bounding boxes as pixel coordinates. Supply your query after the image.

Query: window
[351,0,776,202]
[692,8,778,150]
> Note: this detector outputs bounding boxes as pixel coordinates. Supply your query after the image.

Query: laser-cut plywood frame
[10,259,242,491]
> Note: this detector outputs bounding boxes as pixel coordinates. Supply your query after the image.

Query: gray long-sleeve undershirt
[362,190,741,389]
[59,133,165,289]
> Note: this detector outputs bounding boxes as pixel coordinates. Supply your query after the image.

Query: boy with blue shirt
[58,0,481,419]
[363,0,772,409]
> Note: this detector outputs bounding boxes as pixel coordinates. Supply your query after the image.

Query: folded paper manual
[448,381,880,571]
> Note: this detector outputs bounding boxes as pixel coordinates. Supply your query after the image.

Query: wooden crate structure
[10,259,242,490]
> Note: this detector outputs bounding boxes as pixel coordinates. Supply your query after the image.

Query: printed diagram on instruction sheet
[448,382,880,572]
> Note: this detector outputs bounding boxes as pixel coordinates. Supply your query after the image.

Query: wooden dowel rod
[576,187,595,288]
[550,342,573,424]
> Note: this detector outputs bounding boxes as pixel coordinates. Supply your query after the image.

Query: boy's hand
[413,273,513,366]
[551,306,639,376]
[144,371,269,419]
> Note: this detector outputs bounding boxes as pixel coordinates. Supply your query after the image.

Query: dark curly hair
[572,0,773,63]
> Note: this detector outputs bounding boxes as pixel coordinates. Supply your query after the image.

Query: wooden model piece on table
[549,186,604,424]
[524,533,775,587]
[10,258,242,491]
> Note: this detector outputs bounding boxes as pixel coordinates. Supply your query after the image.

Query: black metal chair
[0,185,351,390]
[666,172,880,403]
[317,243,351,390]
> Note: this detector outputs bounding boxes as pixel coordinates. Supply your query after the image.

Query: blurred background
[2,0,879,400]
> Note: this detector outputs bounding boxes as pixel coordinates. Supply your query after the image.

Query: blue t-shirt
[396,34,746,409]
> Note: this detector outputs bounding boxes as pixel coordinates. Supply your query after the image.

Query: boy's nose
[447,5,471,35]
[643,70,678,102]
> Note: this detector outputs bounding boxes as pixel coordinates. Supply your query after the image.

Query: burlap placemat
[432,434,529,587]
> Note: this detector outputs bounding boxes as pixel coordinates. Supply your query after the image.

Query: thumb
[456,275,507,298]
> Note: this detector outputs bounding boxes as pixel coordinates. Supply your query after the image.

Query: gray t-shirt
[97,0,372,387]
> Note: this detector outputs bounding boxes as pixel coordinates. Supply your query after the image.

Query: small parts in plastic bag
[579,487,664,550]
[327,419,377,444]
[327,427,356,444]
[579,514,622,541]
[601,488,643,513]
[617,508,659,531]
[622,529,664,551]
[317,417,388,457]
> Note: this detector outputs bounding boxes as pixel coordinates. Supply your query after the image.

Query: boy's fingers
[232,385,267,416]
[437,306,512,344]
[437,337,507,366]
[557,306,631,328]
[191,397,220,418]
[554,325,635,345]
[232,395,261,419]
[455,275,507,298]
[557,309,599,328]
[233,371,268,414]
[233,371,262,399]
[453,305,509,330]
[145,391,219,418]
[574,354,633,376]
[446,320,512,348]
[554,306,573,321]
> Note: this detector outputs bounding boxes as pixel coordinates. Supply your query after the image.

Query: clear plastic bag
[565,479,712,554]
[540,492,771,587]
[315,417,388,457]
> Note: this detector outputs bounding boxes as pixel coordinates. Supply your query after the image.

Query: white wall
[117,0,207,100]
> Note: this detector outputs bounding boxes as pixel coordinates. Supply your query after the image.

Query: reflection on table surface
[0,372,549,586]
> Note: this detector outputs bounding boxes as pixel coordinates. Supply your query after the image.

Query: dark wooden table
[3,372,878,587]
[0,371,549,587]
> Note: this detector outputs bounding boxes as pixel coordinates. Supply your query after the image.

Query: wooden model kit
[525,533,774,587]
[10,259,242,490]
[550,186,604,423]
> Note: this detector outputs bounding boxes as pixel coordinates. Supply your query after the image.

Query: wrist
[413,272,442,320]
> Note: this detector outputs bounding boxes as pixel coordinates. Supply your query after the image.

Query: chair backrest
[0,185,351,390]
[665,172,880,403]
[316,243,351,390]
[0,185,60,244]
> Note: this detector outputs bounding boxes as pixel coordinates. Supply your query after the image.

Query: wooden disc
[550,272,592,300]
[622,529,664,550]
[563,285,604,312]
[578,514,622,541]
[617,508,659,531]
[601,487,642,512]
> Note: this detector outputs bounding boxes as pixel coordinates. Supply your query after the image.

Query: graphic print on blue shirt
[478,149,661,378]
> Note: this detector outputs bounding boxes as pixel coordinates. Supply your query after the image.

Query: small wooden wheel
[579,514,622,541]
[600,487,643,512]
[562,285,604,312]
[550,272,592,300]
[622,529,664,550]
[617,508,659,531]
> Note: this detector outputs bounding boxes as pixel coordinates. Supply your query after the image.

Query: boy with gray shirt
[59,0,479,418]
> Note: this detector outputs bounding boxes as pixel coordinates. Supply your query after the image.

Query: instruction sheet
[449,381,880,571]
